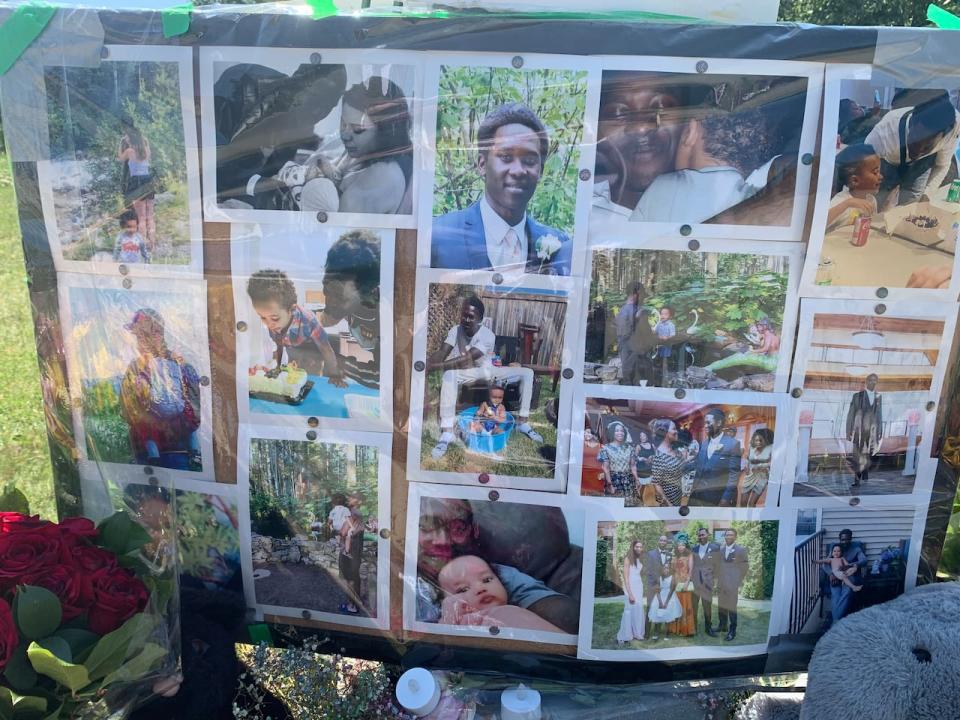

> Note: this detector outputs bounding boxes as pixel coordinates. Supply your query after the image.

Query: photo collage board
[14,35,960,665]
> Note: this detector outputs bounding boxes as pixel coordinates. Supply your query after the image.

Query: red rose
[87,567,149,636]
[0,598,15,671]
[0,512,52,534]
[0,530,66,590]
[19,564,93,622]
[58,517,98,544]
[70,544,118,574]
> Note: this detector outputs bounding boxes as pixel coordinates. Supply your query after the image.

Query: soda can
[948,179,960,203]
[851,215,871,247]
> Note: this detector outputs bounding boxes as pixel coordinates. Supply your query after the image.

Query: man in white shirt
[427,295,541,459]
[691,527,721,636]
[716,529,749,641]
[865,94,960,207]
[689,408,742,507]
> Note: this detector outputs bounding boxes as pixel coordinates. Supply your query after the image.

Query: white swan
[685,309,700,335]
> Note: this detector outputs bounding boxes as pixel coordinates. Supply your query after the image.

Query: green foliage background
[587,250,789,363]
[176,491,240,581]
[779,0,959,26]
[249,439,379,538]
[601,520,778,600]
[433,66,586,235]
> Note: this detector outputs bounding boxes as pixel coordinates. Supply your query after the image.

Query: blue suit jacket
[431,200,572,275]
[690,435,742,507]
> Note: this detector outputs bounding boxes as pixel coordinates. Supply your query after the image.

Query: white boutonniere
[535,234,562,273]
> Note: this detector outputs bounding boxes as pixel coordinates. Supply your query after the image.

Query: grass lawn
[591,597,772,650]
[419,374,560,478]
[0,155,55,517]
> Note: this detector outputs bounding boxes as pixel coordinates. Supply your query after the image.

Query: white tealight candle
[500,683,542,720]
[396,668,442,717]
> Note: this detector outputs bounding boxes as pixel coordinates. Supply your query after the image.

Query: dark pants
[691,586,714,630]
[717,588,738,632]
[338,532,363,604]
[877,154,937,208]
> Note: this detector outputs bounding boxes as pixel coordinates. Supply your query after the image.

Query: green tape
[306,0,338,19]
[928,4,960,28]
[247,623,273,645]
[0,3,56,76]
[161,3,192,38]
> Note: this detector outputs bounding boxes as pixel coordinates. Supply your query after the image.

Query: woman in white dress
[616,539,646,645]
[647,563,683,641]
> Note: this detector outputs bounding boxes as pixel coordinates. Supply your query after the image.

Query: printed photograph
[591,519,778,651]
[419,282,567,479]
[235,226,387,424]
[582,396,779,508]
[64,281,208,472]
[211,53,415,219]
[813,83,960,291]
[248,437,382,618]
[430,64,587,275]
[592,69,810,232]
[789,506,915,634]
[584,247,791,392]
[413,495,583,636]
[122,485,241,592]
[793,312,945,497]
[42,48,197,268]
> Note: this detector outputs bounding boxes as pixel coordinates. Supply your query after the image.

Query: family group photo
[64,280,208,473]
[790,506,914,635]
[590,519,778,652]
[591,67,811,236]
[584,247,792,392]
[412,494,583,637]
[418,281,568,480]
[248,436,383,619]
[235,226,386,424]
[581,396,779,507]
[811,82,960,291]
[430,63,587,275]
[42,50,196,268]
[793,310,946,497]
[210,52,415,219]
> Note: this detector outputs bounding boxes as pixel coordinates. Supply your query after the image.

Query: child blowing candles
[246,269,346,386]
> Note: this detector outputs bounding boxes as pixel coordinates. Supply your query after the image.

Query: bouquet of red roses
[0,503,177,719]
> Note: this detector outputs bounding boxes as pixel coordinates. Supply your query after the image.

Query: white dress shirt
[865,107,960,195]
[480,195,527,271]
[698,543,708,559]
[865,389,876,405]
[707,434,724,459]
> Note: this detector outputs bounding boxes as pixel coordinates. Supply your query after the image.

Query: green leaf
[3,645,37,692]
[26,643,90,692]
[83,613,157,682]
[0,485,30,515]
[33,637,70,664]
[53,629,99,663]
[99,642,167,688]
[12,587,61,641]
[0,687,11,720]
[11,692,48,717]
[95,512,151,556]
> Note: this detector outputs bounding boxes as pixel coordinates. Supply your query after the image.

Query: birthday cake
[248,364,309,399]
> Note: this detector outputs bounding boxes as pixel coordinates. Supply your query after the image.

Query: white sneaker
[517,423,544,444]
[431,431,457,459]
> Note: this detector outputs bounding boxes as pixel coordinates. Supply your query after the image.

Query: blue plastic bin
[457,406,515,455]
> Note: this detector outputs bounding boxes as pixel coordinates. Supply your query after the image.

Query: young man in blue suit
[431,103,573,275]
[689,408,742,507]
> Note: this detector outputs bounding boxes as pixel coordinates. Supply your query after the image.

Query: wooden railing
[789,529,825,634]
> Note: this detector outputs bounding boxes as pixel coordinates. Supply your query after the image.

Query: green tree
[732,520,779,600]
[432,65,587,234]
[779,0,958,26]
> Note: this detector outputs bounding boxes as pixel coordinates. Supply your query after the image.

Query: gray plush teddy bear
[737,582,960,720]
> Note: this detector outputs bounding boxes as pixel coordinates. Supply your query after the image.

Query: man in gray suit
[691,527,721,637]
[847,373,883,487]
[717,528,750,641]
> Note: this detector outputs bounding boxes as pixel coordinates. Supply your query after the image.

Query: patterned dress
[598,442,635,498]
[650,450,686,506]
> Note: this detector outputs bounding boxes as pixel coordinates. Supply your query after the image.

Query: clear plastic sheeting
[2,3,960,690]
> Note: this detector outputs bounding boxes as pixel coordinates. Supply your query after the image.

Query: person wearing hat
[119,308,201,470]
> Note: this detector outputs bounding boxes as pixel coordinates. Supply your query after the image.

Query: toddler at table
[826,143,882,231]
[246,269,346,386]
